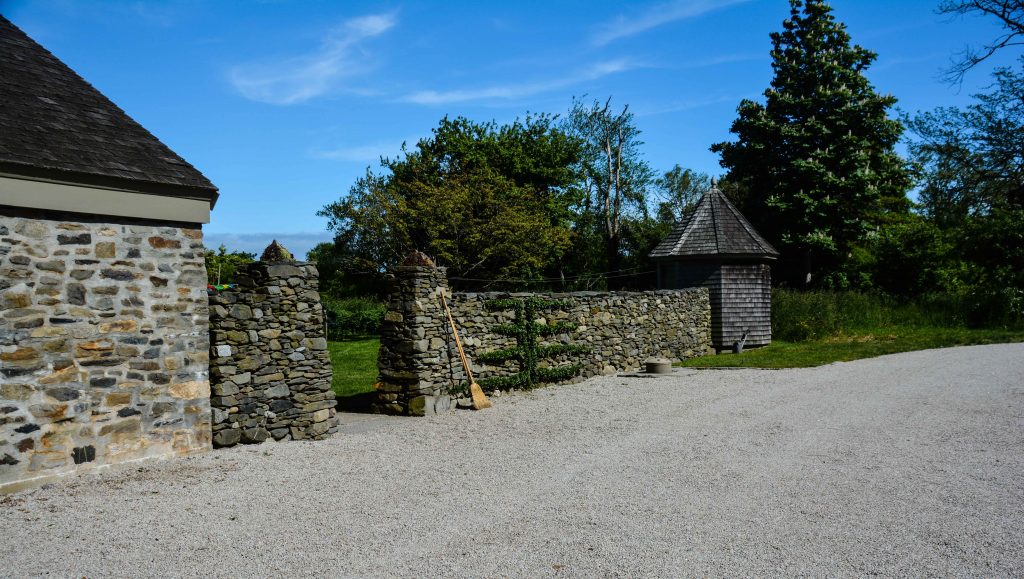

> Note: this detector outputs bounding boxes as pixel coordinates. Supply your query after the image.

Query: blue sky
[4,0,1019,258]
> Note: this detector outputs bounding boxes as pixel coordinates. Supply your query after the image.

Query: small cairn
[260,239,295,262]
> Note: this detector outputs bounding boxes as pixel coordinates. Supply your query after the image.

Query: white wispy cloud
[310,137,415,163]
[593,0,752,46]
[228,13,396,105]
[634,94,750,116]
[402,59,638,105]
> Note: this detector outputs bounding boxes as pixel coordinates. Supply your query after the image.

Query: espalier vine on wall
[477,297,589,390]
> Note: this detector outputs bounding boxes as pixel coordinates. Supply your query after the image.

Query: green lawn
[677,327,1024,369]
[328,338,380,398]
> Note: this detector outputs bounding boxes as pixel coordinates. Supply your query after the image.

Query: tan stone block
[99,319,138,333]
[57,222,87,231]
[180,228,203,240]
[105,392,132,406]
[28,450,67,472]
[98,228,118,236]
[15,219,48,238]
[95,242,116,258]
[3,290,31,309]
[75,341,115,361]
[164,357,180,370]
[169,380,210,400]
[30,403,70,421]
[311,408,331,423]
[105,436,147,461]
[0,347,39,362]
[147,236,181,249]
[100,417,141,436]
[0,383,34,400]
[29,325,64,338]
[38,365,86,385]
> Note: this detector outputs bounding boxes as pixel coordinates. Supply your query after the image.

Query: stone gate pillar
[209,242,337,446]
[375,252,455,416]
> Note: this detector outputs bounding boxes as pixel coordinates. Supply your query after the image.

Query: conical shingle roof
[0,15,217,201]
[649,182,779,260]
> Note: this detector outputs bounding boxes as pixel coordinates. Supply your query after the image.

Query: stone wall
[377,263,711,415]
[0,209,211,493]
[376,264,451,416]
[208,261,336,447]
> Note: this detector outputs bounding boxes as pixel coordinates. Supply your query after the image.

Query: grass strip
[677,327,1024,369]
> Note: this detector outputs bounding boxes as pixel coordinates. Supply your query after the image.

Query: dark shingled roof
[0,15,217,201]
[649,182,779,260]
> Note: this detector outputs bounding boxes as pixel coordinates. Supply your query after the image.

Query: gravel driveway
[2,343,1023,577]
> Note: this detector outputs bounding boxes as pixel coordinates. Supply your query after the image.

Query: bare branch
[938,0,1024,84]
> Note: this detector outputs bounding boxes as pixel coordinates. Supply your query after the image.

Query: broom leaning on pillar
[440,290,492,410]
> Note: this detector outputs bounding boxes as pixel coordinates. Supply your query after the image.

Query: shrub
[322,296,385,339]
[770,289,989,341]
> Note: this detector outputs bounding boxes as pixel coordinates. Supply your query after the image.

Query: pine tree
[712,0,910,287]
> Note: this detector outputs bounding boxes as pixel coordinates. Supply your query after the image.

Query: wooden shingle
[650,181,778,260]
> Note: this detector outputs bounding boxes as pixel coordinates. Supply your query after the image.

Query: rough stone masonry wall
[377,264,711,415]
[376,265,451,416]
[208,261,336,447]
[0,209,211,493]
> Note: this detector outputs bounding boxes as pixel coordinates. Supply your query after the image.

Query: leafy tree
[903,60,1024,324]
[905,60,1024,226]
[654,165,711,222]
[306,241,388,298]
[318,115,583,288]
[938,0,1024,83]
[712,0,911,287]
[203,245,256,285]
[565,97,655,281]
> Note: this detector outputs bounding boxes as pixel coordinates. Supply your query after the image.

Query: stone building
[650,180,779,351]
[1,16,217,492]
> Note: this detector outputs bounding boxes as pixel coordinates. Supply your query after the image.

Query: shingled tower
[650,179,779,351]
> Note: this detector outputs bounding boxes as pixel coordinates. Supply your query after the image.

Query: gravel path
[2,343,1023,577]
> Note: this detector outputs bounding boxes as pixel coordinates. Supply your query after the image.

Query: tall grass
[771,289,984,341]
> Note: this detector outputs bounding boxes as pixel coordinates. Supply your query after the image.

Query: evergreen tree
[712,0,910,287]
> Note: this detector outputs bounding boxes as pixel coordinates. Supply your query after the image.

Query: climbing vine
[476,297,588,390]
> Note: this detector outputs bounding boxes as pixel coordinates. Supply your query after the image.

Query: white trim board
[0,174,210,224]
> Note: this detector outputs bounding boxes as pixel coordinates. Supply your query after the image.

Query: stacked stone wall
[377,264,711,415]
[0,209,211,493]
[376,265,450,416]
[208,261,336,446]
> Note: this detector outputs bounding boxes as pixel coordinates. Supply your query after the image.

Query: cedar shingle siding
[651,183,778,350]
